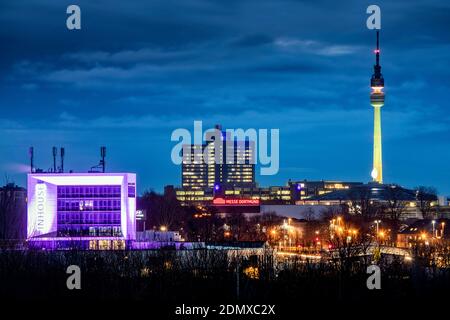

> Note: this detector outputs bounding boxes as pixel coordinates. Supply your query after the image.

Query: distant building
[182,144,214,190]
[397,219,449,248]
[174,180,362,206]
[214,184,297,204]
[137,230,183,242]
[438,196,449,206]
[174,187,214,205]
[288,180,363,198]
[298,183,439,220]
[175,184,297,206]
[259,204,330,220]
[0,183,27,203]
[299,183,417,204]
[217,138,255,188]
[0,183,27,240]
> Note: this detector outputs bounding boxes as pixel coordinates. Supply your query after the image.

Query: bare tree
[415,186,438,219]
[347,187,382,220]
[304,207,315,221]
[139,190,184,230]
[185,205,223,241]
[226,212,247,241]
[384,185,407,222]
[328,229,372,275]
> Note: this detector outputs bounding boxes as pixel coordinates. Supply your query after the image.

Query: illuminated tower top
[371,30,384,90]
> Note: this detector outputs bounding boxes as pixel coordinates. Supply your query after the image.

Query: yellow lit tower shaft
[370,31,384,183]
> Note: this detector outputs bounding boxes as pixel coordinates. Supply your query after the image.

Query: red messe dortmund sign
[212,197,260,206]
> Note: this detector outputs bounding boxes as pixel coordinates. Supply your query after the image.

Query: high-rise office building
[216,138,255,188]
[181,125,255,191]
[181,144,215,190]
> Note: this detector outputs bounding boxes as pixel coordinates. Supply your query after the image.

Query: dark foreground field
[0,249,449,316]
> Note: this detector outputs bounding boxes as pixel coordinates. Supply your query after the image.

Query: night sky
[0,0,449,195]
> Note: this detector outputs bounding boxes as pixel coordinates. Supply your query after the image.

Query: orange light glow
[371,86,384,93]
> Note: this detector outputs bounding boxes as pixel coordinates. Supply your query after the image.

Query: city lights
[0,1,449,308]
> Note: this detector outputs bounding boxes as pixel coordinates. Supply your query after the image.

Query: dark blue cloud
[0,0,449,195]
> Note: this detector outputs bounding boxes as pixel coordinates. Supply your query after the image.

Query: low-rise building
[397,219,449,248]
[0,183,27,241]
[298,183,439,220]
[137,230,183,242]
[172,180,362,206]
[27,172,137,250]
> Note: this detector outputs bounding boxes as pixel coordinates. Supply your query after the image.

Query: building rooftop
[398,219,450,237]
[305,183,434,202]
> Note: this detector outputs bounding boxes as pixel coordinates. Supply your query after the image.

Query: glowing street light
[432,220,436,238]
[374,220,381,241]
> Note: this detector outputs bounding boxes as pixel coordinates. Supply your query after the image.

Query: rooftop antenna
[100,146,106,173]
[29,147,34,173]
[60,147,65,173]
[371,30,384,87]
[376,30,380,66]
[52,147,57,173]
[89,146,107,173]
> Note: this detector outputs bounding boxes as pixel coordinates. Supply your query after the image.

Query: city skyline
[0,0,449,195]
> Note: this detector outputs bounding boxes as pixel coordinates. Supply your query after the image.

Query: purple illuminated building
[27,173,136,249]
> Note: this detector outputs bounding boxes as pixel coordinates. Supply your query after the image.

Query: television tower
[370,30,384,183]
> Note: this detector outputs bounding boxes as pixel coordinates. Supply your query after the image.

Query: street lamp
[374,220,381,241]
[432,220,436,238]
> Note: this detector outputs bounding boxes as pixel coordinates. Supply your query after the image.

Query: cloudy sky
[0,0,449,195]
